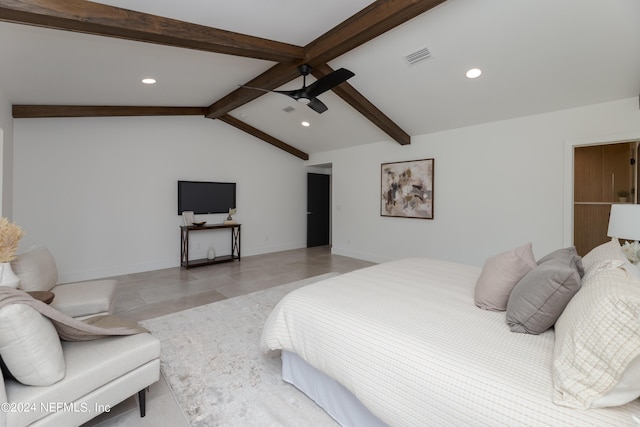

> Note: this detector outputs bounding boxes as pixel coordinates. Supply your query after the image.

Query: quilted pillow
[580,238,626,281]
[553,267,640,408]
[474,243,537,311]
[11,246,58,292]
[0,304,65,386]
[506,249,582,334]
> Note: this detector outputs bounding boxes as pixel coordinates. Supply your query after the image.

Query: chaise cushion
[0,304,65,386]
[50,279,118,318]
[4,333,160,426]
[11,246,58,292]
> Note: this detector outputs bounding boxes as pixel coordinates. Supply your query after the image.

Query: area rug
[140,273,341,427]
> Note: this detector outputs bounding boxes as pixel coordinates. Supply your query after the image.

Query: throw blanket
[0,287,147,341]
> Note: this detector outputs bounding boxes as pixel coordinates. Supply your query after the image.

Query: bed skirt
[282,351,388,427]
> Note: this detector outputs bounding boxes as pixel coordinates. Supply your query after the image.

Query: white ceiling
[1,0,639,156]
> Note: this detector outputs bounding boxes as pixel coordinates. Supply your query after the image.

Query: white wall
[310,97,640,267]
[0,89,13,218]
[13,116,307,282]
[12,97,640,282]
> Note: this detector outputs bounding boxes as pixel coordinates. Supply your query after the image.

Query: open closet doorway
[574,141,639,256]
[306,167,331,248]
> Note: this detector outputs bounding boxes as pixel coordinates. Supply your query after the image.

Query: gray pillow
[506,256,582,334]
[537,246,585,278]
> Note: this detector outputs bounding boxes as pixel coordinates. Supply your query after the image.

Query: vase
[207,247,216,260]
[0,262,20,288]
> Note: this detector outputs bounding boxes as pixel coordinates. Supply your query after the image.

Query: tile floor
[83,246,374,426]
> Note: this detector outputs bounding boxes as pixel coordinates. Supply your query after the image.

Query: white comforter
[261,258,640,426]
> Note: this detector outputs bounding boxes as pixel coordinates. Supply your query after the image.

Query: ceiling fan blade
[307,98,328,114]
[239,85,304,100]
[304,68,355,98]
[238,85,276,94]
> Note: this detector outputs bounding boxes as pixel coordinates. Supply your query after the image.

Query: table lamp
[607,204,640,241]
[608,204,640,263]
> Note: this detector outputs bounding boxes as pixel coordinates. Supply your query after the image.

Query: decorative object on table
[192,221,206,226]
[207,247,216,260]
[0,218,24,288]
[381,158,434,219]
[617,190,630,203]
[621,240,640,264]
[607,204,640,263]
[182,211,196,226]
[224,208,237,225]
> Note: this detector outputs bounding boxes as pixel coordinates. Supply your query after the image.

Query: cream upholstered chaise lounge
[11,246,117,319]
[0,330,160,426]
[0,246,161,426]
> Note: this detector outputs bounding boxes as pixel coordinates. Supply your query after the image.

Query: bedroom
[0,0,639,425]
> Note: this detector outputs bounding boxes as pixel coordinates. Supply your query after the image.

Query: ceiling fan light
[297,98,311,105]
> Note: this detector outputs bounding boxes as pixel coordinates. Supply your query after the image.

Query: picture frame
[381,158,434,219]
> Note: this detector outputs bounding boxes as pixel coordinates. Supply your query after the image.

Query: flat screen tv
[177,181,236,215]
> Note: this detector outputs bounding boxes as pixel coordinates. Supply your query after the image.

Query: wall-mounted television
[177,181,236,215]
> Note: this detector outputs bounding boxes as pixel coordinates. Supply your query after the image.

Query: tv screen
[178,181,236,215]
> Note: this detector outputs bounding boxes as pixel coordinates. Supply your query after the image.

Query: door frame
[563,132,640,248]
[306,165,332,247]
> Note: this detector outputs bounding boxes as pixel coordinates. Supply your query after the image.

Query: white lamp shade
[607,204,640,241]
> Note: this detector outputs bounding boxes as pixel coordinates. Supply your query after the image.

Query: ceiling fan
[240,64,355,114]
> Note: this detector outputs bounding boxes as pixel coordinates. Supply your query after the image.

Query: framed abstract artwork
[381,158,434,219]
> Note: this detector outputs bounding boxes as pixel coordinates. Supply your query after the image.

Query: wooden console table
[180,223,241,269]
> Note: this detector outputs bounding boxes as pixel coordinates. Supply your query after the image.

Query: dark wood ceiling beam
[12,105,206,118]
[219,114,308,160]
[5,0,447,152]
[207,0,446,142]
[0,0,304,62]
[312,64,409,146]
[305,0,446,66]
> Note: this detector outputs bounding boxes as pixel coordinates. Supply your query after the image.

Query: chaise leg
[137,389,146,417]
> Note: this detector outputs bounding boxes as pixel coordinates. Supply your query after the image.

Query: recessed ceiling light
[141,78,157,85]
[466,68,482,79]
[301,121,310,127]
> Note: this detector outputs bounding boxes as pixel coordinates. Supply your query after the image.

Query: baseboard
[58,242,308,283]
[58,258,178,284]
[330,246,392,264]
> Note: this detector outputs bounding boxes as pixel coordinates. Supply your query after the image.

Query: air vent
[282,105,296,113]
[404,47,432,65]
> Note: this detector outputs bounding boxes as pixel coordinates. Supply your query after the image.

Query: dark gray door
[307,173,330,247]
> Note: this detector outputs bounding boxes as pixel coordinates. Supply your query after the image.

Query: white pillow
[0,304,65,386]
[11,246,58,292]
[580,238,626,282]
[592,355,640,408]
[552,268,640,408]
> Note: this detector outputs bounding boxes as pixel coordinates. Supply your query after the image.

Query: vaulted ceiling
[1,1,639,160]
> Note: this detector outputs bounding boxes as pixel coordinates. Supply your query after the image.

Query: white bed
[261,257,640,426]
